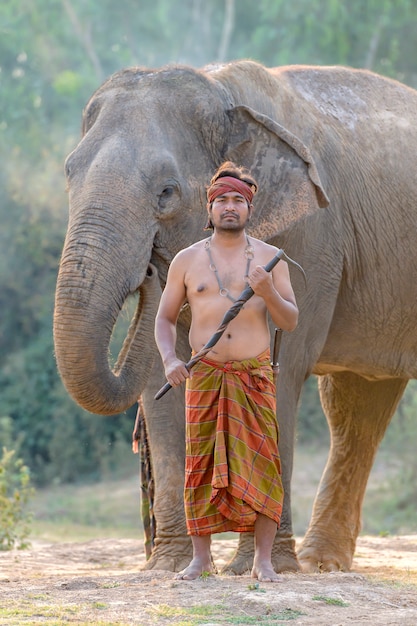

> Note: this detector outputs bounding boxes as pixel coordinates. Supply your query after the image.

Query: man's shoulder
[250,237,279,254]
[172,239,208,263]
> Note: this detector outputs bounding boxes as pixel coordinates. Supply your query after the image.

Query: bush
[0,447,35,550]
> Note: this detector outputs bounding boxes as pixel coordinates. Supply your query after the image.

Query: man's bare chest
[187,239,254,304]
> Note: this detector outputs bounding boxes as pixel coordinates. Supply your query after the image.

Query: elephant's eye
[158,185,176,211]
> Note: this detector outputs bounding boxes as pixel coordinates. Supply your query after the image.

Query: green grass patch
[149,603,223,618]
[313,595,349,606]
[147,604,304,624]
[223,609,305,623]
[0,601,133,626]
[0,602,79,621]
[29,477,143,542]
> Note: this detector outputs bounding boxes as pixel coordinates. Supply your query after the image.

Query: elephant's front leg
[298,372,407,572]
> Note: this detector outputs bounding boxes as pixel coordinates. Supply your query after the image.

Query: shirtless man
[154,161,298,582]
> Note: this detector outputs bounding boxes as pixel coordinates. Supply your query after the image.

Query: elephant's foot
[142,535,193,572]
[221,531,300,575]
[271,534,300,573]
[221,532,254,575]
[297,534,354,573]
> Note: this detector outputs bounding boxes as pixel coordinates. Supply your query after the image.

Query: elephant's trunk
[53,233,161,415]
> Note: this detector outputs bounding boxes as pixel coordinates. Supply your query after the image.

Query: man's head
[205,162,258,231]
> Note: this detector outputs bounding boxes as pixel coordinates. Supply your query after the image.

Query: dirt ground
[1,535,417,625]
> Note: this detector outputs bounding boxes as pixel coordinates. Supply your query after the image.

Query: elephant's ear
[224,105,329,236]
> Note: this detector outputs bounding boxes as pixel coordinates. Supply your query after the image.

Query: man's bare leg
[175,534,214,580]
[252,514,281,582]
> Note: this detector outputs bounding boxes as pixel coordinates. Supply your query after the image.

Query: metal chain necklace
[204,235,254,302]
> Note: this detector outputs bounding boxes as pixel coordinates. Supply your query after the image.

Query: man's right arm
[154,252,190,387]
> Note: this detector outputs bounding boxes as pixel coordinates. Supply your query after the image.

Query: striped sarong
[184,349,283,535]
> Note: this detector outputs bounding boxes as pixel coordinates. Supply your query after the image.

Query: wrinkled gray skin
[54,60,417,574]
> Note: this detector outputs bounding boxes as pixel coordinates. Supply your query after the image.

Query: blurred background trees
[1,0,416,534]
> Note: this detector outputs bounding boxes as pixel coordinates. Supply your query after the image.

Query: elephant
[54,59,417,574]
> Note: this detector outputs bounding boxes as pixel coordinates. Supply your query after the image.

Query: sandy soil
[1,535,417,625]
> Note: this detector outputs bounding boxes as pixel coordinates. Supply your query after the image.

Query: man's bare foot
[174,557,215,581]
[251,561,282,583]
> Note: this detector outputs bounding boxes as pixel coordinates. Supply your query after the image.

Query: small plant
[247,582,266,592]
[0,447,35,550]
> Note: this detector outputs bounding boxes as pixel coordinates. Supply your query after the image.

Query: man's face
[208,192,251,232]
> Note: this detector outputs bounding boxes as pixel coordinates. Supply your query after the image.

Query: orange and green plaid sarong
[184,349,283,535]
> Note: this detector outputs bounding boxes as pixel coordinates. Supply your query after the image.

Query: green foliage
[0,447,35,550]
[53,70,85,97]
[234,0,417,86]
[0,341,138,486]
[0,316,138,486]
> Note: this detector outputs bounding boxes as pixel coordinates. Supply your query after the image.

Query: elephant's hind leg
[298,372,407,573]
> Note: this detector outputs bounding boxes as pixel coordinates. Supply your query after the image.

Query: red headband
[207,176,255,205]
